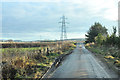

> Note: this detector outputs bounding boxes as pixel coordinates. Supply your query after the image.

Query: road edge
[86,48,120,78]
[41,50,73,79]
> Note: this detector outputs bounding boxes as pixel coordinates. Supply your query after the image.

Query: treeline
[1,42,59,48]
[85,22,120,48]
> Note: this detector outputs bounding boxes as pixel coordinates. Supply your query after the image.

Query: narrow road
[48,43,118,78]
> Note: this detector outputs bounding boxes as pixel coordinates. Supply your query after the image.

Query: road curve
[47,43,118,78]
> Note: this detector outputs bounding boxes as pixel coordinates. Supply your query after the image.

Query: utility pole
[118,1,120,36]
[59,15,68,40]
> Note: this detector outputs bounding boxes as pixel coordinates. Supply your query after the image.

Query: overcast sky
[1,0,119,41]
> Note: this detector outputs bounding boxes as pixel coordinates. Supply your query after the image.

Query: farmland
[1,41,77,79]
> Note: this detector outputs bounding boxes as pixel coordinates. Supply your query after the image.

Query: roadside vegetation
[85,22,120,68]
[1,41,76,79]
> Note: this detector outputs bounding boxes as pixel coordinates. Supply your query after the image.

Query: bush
[116,63,120,67]
[2,64,17,79]
[104,55,114,59]
[58,51,63,54]
[25,65,34,75]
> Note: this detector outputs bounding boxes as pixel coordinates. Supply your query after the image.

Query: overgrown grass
[1,42,77,79]
[85,43,120,68]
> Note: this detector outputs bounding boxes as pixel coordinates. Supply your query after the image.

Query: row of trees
[85,22,120,48]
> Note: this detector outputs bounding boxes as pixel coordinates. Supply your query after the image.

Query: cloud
[3,0,118,20]
[70,0,118,21]
[2,0,119,40]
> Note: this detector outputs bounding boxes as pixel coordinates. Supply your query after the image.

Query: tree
[95,33,106,45]
[104,27,120,47]
[85,22,108,43]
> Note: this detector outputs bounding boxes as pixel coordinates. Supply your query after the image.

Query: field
[1,42,59,48]
[1,41,77,79]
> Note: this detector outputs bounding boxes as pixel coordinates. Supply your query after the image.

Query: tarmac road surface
[48,43,118,78]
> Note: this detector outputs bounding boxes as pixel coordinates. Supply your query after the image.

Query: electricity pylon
[59,15,69,40]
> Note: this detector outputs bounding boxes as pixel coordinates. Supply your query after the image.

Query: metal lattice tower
[59,15,68,40]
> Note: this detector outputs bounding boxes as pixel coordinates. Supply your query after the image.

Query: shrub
[116,63,120,67]
[2,64,17,79]
[25,65,34,75]
[114,60,120,64]
[104,55,114,59]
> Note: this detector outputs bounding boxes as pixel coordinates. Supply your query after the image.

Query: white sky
[1,0,120,40]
